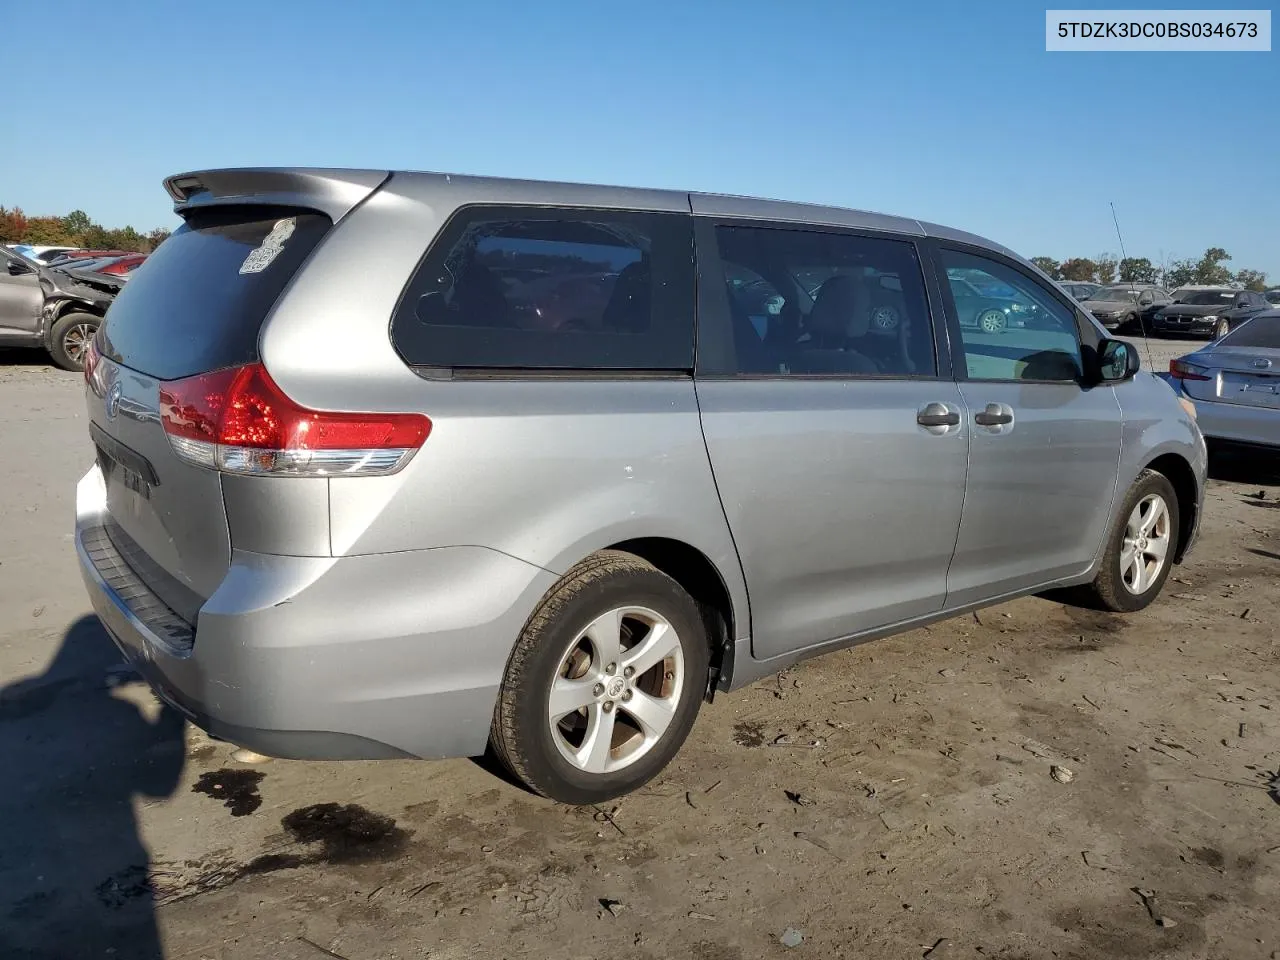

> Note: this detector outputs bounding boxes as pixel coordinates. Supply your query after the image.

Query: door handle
[917,403,961,428]
[974,404,1014,426]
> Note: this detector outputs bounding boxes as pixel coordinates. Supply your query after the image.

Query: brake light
[158,363,430,477]
[1168,359,1212,382]
[83,335,102,389]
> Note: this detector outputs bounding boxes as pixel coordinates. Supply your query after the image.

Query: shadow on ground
[1208,444,1280,486]
[0,616,185,959]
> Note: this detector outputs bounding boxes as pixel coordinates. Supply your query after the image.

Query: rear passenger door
[693,218,969,661]
[932,244,1123,607]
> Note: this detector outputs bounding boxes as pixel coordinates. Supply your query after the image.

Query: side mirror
[1098,338,1139,382]
[6,260,32,276]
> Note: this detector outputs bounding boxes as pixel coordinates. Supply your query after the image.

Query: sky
[3,0,1278,276]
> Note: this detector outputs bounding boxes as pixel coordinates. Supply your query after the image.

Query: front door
[692,216,968,661]
[935,245,1123,607]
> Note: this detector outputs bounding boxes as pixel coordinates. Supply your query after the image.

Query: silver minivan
[76,168,1206,803]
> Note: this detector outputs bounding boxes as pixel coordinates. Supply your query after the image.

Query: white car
[7,244,83,263]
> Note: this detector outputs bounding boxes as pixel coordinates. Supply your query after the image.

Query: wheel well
[607,537,736,697]
[1143,453,1198,563]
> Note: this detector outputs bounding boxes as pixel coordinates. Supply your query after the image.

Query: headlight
[1202,315,1217,322]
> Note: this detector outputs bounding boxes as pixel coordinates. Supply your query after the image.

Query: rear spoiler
[163,167,391,222]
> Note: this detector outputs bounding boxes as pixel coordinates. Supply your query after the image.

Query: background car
[7,244,82,262]
[946,271,1041,333]
[1168,311,1279,452]
[1060,281,1101,301]
[1080,284,1172,333]
[1264,288,1280,308]
[1153,288,1271,339]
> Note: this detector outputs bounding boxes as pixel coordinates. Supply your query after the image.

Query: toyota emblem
[1253,358,1272,369]
[105,381,123,420]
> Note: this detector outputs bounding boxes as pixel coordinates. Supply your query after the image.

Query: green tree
[1119,257,1155,283]
[61,209,92,240]
[1233,268,1268,292]
[1030,256,1061,279]
[1164,259,1196,289]
[1094,253,1118,285]
[1193,247,1232,285]
[145,227,171,251]
[1059,257,1098,281]
[23,216,72,245]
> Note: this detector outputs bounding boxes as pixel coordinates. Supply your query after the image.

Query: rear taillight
[1168,359,1212,382]
[83,335,105,395]
[158,363,430,477]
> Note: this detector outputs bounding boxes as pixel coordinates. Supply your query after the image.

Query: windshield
[1178,290,1236,306]
[1219,314,1280,349]
[1090,288,1140,302]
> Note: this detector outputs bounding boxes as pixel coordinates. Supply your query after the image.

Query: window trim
[692,216,953,382]
[926,239,1103,387]
[389,202,697,373]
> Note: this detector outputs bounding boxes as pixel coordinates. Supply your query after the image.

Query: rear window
[1220,315,1280,349]
[99,206,330,380]
[391,206,695,370]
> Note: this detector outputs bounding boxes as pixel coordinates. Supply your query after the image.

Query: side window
[392,207,694,370]
[939,248,1082,382]
[709,224,936,377]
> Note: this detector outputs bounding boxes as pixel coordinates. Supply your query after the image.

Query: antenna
[1109,201,1153,365]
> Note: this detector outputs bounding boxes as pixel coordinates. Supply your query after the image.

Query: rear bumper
[1179,394,1279,450]
[75,465,558,760]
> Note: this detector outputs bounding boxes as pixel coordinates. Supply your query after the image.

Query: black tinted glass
[1220,315,1280,348]
[392,208,694,370]
[99,207,331,380]
[704,225,935,377]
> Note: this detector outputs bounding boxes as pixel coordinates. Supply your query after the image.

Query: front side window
[392,208,694,370]
[939,248,1082,382]
[708,225,936,377]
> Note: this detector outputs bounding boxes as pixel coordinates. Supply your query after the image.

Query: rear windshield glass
[1220,315,1280,349]
[99,206,330,380]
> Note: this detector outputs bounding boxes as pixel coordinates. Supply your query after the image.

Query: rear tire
[490,551,710,804]
[49,311,99,372]
[1071,470,1180,613]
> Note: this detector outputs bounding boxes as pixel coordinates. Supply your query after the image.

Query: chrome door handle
[917,403,960,428]
[974,403,1013,426]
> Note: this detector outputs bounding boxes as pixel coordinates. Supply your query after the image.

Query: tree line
[1029,247,1268,291]
[0,205,170,254]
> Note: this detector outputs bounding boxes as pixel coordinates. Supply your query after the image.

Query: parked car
[946,272,1037,333]
[75,167,1206,804]
[44,249,133,266]
[1060,281,1101,302]
[1080,284,1173,333]
[97,253,147,277]
[1168,311,1280,452]
[1263,288,1280,308]
[1152,288,1271,339]
[8,244,82,262]
[0,246,122,369]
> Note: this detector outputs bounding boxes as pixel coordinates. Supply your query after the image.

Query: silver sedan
[1168,310,1280,451]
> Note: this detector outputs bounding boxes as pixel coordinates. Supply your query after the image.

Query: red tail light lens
[83,334,102,389]
[159,363,430,476]
[1168,359,1212,382]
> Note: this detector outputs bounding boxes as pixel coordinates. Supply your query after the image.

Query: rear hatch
[86,169,387,622]
[1179,331,1280,412]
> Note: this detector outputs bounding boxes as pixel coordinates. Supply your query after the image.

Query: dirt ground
[1,342,1277,960]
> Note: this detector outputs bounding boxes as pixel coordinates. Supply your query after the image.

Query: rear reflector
[1168,359,1212,382]
[158,363,430,477]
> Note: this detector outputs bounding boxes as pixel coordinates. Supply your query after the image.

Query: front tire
[490,551,710,804]
[48,311,100,372]
[1215,318,1230,339]
[1074,470,1180,613]
[977,309,1007,334]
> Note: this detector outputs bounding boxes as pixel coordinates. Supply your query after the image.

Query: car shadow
[0,347,56,370]
[0,615,185,959]
[1207,444,1280,487]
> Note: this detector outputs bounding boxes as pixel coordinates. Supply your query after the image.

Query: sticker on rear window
[239,217,297,275]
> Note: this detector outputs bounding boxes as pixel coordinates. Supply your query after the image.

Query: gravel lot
[1,338,1276,960]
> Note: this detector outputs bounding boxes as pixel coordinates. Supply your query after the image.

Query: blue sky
[4,1,1277,275]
